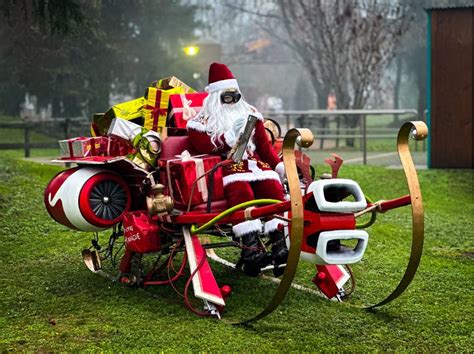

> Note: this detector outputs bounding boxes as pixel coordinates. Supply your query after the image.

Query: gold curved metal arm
[367,121,428,308]
[237,128,314,325]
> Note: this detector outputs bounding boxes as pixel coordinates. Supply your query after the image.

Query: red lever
[324,153,343,178]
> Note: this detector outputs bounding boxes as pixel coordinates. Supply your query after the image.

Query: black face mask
[220,91,242,104]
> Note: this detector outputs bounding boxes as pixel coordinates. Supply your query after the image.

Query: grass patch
[0,156,473,351]
[1,148,60,159]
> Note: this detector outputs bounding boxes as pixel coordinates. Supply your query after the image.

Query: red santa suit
[186,62,288,277]
[186,65,287,236]
[187,115,284,198]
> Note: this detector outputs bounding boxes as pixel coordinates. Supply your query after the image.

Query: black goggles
[220,91,242,104]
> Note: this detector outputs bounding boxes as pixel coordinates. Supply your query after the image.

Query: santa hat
[205,62,240,93]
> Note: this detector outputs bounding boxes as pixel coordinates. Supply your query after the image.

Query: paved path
[22,157,72,167]
[305,150,427,168]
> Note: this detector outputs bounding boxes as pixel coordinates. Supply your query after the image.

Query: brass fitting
[146,183,174,216]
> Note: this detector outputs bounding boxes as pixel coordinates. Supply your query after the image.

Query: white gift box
[107,118,143,141]
[107,117,160,143]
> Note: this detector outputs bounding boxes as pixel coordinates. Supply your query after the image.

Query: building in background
[426,5,473,168]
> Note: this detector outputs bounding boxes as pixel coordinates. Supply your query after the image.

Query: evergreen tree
[0,0,199,117]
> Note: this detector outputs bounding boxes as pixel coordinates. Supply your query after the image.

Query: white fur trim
[206,79,239,93]
[275,161,285,180]
[223,130,237,147]
[223,170,281,186]
[232,219,262,237]
[264,218,285,234]
[186,119,207,132]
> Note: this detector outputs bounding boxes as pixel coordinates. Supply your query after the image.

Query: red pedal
[217,285,232,313]
[313,265,350,299]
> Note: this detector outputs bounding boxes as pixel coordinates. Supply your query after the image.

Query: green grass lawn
[0,156,473,351]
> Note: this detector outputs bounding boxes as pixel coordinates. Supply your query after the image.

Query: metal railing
[1,110,424,165]
[263,109,421,165]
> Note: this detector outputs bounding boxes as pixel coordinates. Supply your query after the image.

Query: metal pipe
[263,109,418,116]
[263,109,419,165]
[362,114,367,165]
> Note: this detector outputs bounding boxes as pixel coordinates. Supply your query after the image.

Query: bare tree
[198,0,413,145]
[225,1,412,108]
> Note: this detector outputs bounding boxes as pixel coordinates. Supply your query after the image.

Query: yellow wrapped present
[91,97,145,136]
[142,86,185,132]
[152,76,195,93]
[91,77,195,136]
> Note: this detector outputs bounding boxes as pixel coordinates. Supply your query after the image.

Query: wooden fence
[1,111,425,164]
[0,118,90,157]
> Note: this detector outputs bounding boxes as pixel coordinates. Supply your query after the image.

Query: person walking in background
[327,89,341,148]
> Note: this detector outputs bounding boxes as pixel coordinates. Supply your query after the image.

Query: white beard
[199,90,257,152]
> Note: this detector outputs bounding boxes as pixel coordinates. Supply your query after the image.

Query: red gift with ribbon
[106,136,134,157]
[59,136,109,158]
[158,151,224,208]
[167,92,208,128]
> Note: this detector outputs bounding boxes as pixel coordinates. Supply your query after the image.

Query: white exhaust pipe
[308,179,367,213]
[315,230,369,265]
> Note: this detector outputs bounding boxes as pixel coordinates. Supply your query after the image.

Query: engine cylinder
[44,167,131,231]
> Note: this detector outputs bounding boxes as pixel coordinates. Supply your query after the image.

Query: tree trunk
[344,89,364,147]
[393,54,403,124]
[311,75,330,149]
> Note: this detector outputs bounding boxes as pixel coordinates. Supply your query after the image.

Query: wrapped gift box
[92,97,145,136]
[107,136,133,156]
[151,76,195,93]
[59,136,109,158]
[91,77,194,136]
[159,151,224,208]
[168,92,208,128]
[107,117,145,142]
[142,86,188,132]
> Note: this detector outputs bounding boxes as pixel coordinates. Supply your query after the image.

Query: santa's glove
[232,118,246,135]
[275,161,286,182]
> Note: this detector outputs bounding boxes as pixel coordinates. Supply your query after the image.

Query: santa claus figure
[187,62,288,277]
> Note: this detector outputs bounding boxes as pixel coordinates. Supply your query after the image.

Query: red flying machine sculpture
[44,63,427,323]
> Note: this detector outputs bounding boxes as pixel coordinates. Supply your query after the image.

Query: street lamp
[183,45,200,56]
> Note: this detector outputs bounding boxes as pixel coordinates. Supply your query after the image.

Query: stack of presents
[57,76,217,209]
